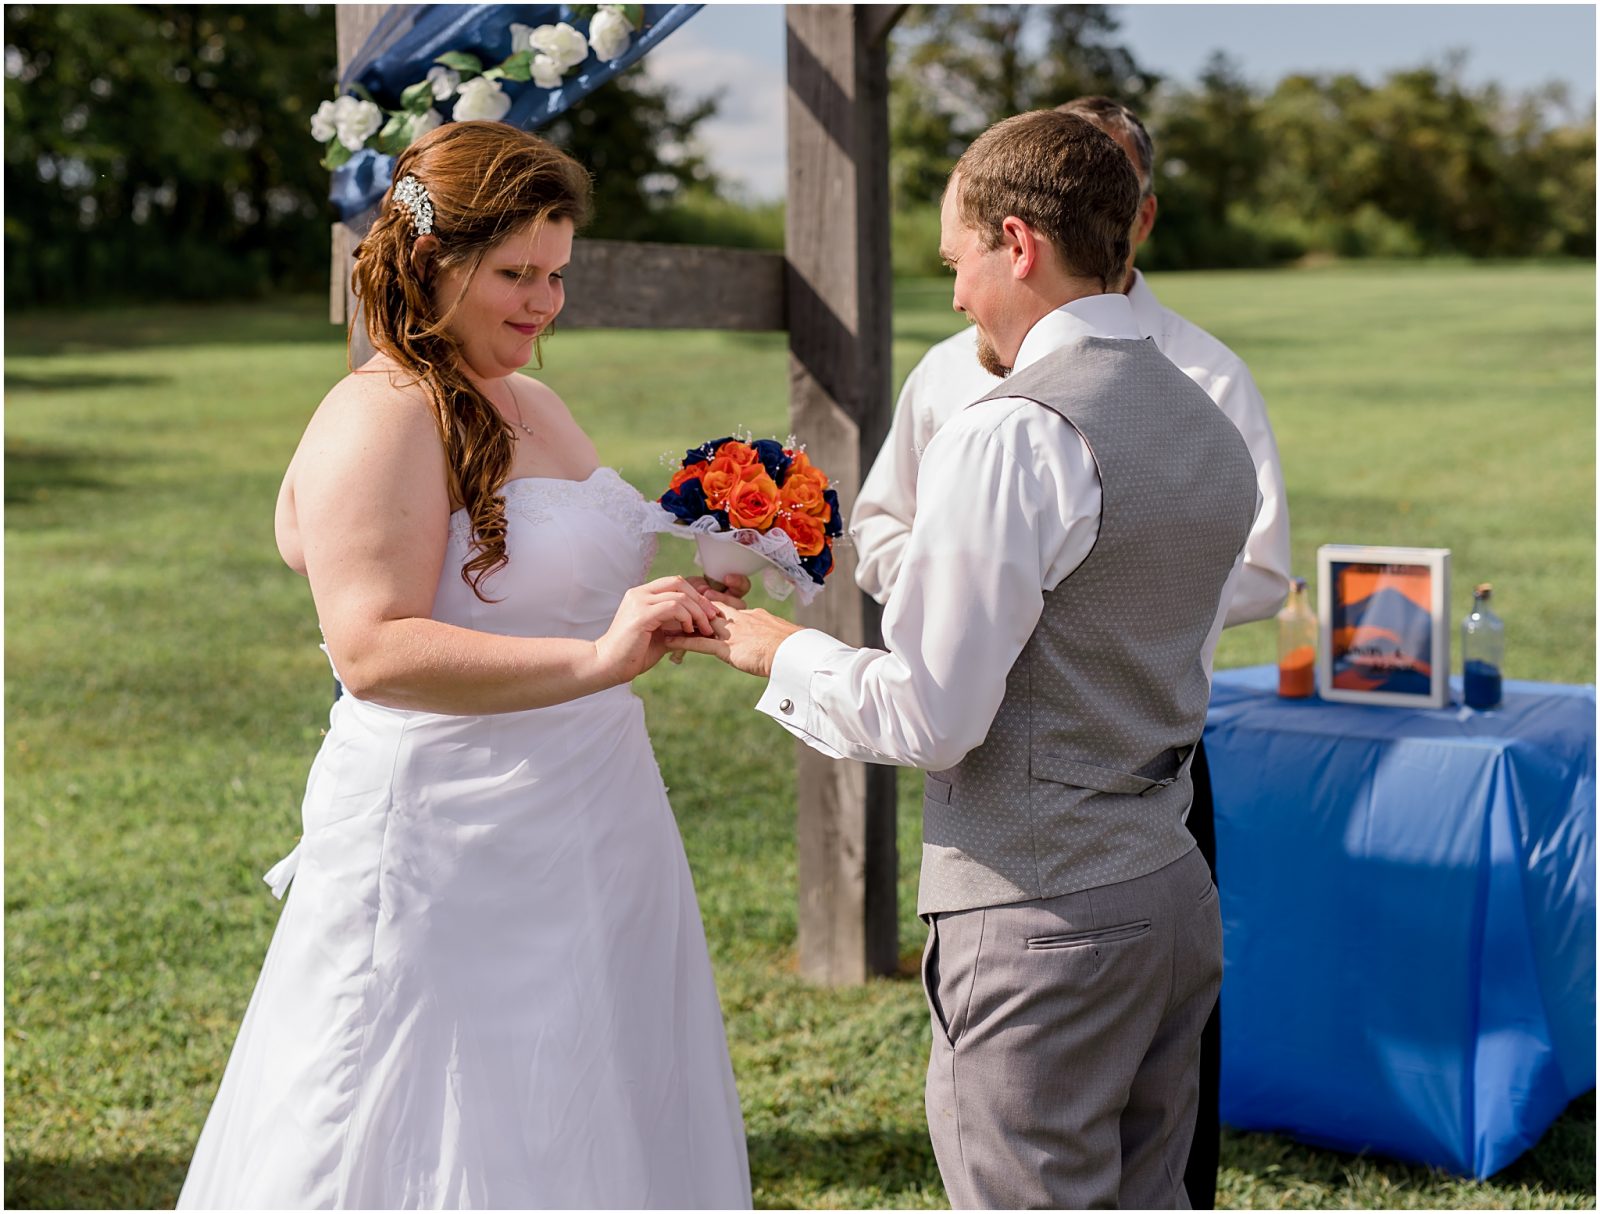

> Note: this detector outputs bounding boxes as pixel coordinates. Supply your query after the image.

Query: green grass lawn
[6,260,1594,1208]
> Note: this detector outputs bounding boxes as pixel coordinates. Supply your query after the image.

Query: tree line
[887,6,1595,271]
[5,5,1593,306]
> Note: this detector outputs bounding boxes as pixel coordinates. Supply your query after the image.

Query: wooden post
[332,5,387,365]
[784,6,902,984]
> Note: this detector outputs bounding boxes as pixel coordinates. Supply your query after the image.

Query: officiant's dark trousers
[1183,739,1221,1209]
[923,848,1221,1210]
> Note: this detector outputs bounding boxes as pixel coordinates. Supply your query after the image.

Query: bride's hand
[687,573,751,612]
[593,577,720,684]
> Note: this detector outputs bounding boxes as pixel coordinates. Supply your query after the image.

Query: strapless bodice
[431,467,659,643]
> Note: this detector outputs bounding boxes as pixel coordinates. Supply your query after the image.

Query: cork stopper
[1475,582,1493,601]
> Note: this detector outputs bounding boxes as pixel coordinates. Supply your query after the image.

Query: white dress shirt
[852,269,1291,627]
[755,294,1255,770]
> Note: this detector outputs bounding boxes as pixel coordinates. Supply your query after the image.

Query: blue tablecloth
[1205,666,1595,1178]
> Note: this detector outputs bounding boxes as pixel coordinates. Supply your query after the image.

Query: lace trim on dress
[447,468,659,580]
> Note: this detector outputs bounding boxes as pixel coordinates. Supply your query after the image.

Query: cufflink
[779,698,794,714]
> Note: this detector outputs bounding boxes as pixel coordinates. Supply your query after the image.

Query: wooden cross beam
[332,3,904,986]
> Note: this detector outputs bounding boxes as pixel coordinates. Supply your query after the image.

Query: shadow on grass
[749,1126,939,1201]
[1222,1091,1596,1201]
[6,372,169,394]
[4,441,121,511]
[6,296,338,358]
[4,1152,189,1210]
[1490,1091,1596,1196]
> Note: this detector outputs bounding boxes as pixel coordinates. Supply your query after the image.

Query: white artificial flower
[334,96,383,152]
[587,8,633,61]
[310,98,340,143]
[425,65,460,101]
[452,75,511,123]
[509,22,536,55]
[410,107,444,141]
[530,22,589,70]
[531,53,565,89]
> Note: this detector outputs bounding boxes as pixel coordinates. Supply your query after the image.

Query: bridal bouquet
[645,437,842,605]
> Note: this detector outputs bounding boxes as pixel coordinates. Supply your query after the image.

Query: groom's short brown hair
[952,110,1140,292]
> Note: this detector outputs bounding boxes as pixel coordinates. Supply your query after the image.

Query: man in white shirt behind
[669,111,1260,1209]
[851,96,1292,1209]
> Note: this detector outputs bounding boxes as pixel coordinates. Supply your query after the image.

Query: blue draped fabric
[1205,666,1595,1177]
[330,4,701,220]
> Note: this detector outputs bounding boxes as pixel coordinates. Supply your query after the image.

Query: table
[1204,666,1595,1178]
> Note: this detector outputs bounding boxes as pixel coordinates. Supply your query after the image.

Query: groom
[669,111,1259,1208]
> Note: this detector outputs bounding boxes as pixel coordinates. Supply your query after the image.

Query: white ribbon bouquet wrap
[642,436,843,607]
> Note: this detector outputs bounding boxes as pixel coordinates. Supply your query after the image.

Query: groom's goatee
[976,331,1011,378]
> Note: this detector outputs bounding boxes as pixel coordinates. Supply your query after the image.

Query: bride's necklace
[497,384,536,440]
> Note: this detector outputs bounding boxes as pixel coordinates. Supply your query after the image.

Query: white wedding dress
[179,469,751,1210]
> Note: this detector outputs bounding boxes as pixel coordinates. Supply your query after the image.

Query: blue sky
[642,3,1597,200]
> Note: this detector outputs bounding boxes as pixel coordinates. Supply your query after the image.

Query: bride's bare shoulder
[286,357,445,499]
[315,354,435,424]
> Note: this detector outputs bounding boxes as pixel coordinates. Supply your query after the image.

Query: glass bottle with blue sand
[1462,583,1504,709]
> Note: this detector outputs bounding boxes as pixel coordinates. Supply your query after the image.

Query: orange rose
[716,441,760,468]
[780,475,829,520]
[702,454,766,508]
[725,472,780,530]
[701,465,737,508]
[786,450,829,491]
[776,509,826,557]
[669,461,708,492]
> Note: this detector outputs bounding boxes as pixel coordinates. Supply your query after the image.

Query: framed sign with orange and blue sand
[1316,545,1452,708]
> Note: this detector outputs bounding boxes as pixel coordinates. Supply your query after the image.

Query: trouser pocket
[921,915,956,1047]
[1025,919,1152,950]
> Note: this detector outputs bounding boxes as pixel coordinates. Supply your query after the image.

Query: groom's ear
[1002,215,1041,280]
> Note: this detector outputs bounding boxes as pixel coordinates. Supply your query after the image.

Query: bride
[178,121,751,1209]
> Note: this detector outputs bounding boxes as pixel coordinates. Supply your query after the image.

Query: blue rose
[685,436,736,465]
[822,488,843,537]
[752,438,792,483]
[801,543,833,585]
[660,478,710,522]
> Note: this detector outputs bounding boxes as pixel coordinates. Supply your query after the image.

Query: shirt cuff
[755,628,853,760]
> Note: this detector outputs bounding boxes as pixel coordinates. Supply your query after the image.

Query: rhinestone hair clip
[393,174,434,236]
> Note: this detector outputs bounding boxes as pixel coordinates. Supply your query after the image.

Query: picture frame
[1317,545,1452,708]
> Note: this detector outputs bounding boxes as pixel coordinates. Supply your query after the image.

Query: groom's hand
[687,573,750,612]
[665,603,803,678]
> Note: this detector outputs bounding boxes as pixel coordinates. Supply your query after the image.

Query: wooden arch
[332,5,906,984]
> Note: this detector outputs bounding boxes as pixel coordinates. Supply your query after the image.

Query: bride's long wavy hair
[352,121,592,600]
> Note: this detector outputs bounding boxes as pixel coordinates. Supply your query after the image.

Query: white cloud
[643,37,786,201]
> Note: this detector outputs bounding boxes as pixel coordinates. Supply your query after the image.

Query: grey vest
[919,335,1258,915]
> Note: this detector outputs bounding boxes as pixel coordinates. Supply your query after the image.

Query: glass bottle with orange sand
[1277,577,1317,698]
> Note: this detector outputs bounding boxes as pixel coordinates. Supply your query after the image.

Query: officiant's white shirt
[756,293,1257,771]
[851,269,1291,627]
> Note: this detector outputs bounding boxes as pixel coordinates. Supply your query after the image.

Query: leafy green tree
[540,69,720,243]
[1141,51,1595,269]
[5,4,338,304]
[3,4,722,306]
[1143,51,1276,268]
[888,4,1159,207]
